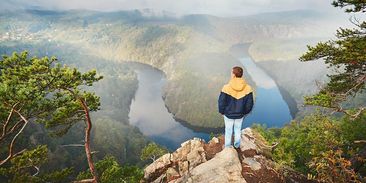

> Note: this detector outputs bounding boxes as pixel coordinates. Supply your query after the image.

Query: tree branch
[73,179,96,183]
[61,144,85,147]
[28,158,40,176]
[0,119,25,142]
[341,74,366,97]
[0,109,28,166]
[354,140,366,144]
[0,120,19,142]
[336,106,365,120]
[151,155,156,162]
[1,103,19,140]
[2,107,14,137]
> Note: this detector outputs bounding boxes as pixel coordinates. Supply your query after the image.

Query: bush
[253,112,366,182]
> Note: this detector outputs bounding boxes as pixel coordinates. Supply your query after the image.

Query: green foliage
[299,0,366,117]
[0,145,72,183]
[273,113,342,172]
[40,168,74,183]
[136,26,174,46]
[77,156,143,183]
[92,117,149,166]
[0,145,47,183]
[309,149,361,183]
[0,9,251,129]
[140,143,168,162]
[295,1,366,181]
[209,132,221,139]
[255,112,366,181]
[0,51,103,181]
[1,50,146,182]
[251,123,281,144]
[332,0,366,12]
[0,51,103,136]
[0,44,149,173]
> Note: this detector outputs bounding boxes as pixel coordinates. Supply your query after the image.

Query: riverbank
[127,57,294,149]
[230,43,299,119]
[128,62,211,150]
[251,59,299,118]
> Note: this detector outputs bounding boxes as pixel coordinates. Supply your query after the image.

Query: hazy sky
[2,0,347,17]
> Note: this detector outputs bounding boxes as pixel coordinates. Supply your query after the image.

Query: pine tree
[0,51,102,182]
[300,0,366,119]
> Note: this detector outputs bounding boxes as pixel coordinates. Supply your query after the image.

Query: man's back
[218,77,254,119]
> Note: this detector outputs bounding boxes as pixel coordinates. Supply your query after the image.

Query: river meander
[128,57,292,150]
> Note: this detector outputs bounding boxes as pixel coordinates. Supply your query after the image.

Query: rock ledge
[143,128,313,183]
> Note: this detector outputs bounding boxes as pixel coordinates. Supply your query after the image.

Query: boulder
[177,147,247,183]
[144,153,172,181]
[242,157,261,171]
[241,155,284,183]
[204,136,224,160]
[144,127,314,183]
[171,138,207,171]
[240,128,259,157]
[166,167,180,182]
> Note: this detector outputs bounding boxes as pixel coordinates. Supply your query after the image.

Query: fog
[1,0,353,17]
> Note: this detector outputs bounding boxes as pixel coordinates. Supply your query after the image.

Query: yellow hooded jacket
[218,77,254,119]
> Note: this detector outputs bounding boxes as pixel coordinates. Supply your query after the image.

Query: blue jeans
[224,115,243,148]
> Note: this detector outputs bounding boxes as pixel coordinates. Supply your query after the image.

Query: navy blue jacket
[218,77,254,119]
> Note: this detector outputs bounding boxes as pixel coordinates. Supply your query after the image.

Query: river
[128,64,210,150]
[128,57,292,150]
[240,57,292,127]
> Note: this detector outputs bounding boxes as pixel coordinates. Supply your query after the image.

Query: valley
[0,9,355,147]
[1,0,365,181]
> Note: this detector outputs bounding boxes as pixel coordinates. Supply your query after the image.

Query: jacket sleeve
[243,92,254,115]
[218,92,227,114]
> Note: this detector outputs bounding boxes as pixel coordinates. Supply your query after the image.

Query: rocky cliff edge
[143,128,315,183]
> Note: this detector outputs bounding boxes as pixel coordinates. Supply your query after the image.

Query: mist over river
[128,57,293,150]
[128,63,210,150]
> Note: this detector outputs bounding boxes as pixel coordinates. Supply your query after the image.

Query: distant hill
[0,9,348,128]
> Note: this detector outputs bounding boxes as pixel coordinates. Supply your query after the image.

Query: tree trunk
[79,99,98,183]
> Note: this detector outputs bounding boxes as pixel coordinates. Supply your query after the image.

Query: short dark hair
[232,66,243,78]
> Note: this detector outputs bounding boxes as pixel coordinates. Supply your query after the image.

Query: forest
[0,0,365,182]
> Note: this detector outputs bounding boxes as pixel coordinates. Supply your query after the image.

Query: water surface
[128,64,210,150]
[240,57,292,127]
[128,58,292,150]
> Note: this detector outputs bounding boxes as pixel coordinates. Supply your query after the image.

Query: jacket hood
[228,77,246,91]
[221,77,253,99]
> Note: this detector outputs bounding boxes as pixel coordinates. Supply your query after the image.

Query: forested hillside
[1,1,365,181]
[0,9,352,128]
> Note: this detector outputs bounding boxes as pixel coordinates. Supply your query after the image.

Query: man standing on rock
[218,66,254,149]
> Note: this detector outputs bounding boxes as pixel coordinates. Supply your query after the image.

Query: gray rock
[144,127,306,183]
[242,157,262,171]
[166,167,180,181]
[172,139,207,169]
[240,128,258,157]
[144,153,172,181]
[178,147,247,183]
[153,173,166,183]
[178,161,189,175]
